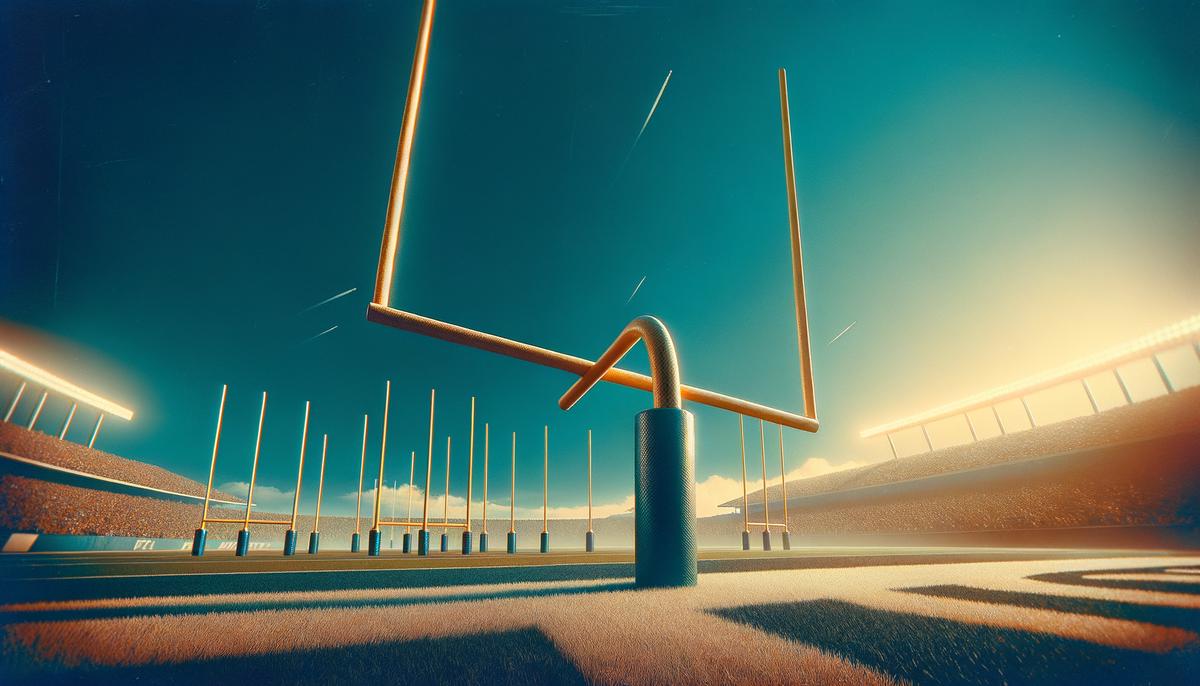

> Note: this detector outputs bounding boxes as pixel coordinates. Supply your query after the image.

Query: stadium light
[860,313,1200,439]
[0,349,134,421]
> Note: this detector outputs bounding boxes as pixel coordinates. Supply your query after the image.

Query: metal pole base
[418,529,431,555]
[540,531,550,553]
[507,531,517,554]
[742,530,751,551]
[440,532,449,552]
[235,529,251,557]
[368,528,382,556]
[350,532,361,553]
[479,532,489,552]
[402,532,412,553]
[635,408,697,588]
[762,531,772,551]
[191,528,207,557]
[782,531,792,550]
[308,531,320,555]
[462,531,473,555]
[283,529,298,556]
[586,530,594,552]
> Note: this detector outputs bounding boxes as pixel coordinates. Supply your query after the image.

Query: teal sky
[3,1,1198,518]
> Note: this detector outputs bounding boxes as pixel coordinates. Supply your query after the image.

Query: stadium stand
[0,422,239,501]
[727,385,1200,509]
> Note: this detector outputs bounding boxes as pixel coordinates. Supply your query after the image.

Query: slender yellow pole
[405,451,415,533]
[482,424,489,533]
[199,384,227,529]
[355,414,367,534]
[442,435,451,532]
[422,389,435,530]
[243,391,268,530]
[739,416,748,532]
[778,424,788,532]
[759,419,769,533]
[466,397,475,531]
[289,401,311,530]
[779,67,816,419]
[373,0,437,307]
[510,432,516,533]
[372,381,391,529]
[587,429,592,532]
[542,425,548,534]
[313,434,328,531]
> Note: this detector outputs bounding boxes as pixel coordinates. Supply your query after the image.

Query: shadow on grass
[904,584,1200,632]
[1028,566,1200,596]
[711,599,1198,686]
[3,580,636,623]
[2,562,637,604]
[3,627,586,686]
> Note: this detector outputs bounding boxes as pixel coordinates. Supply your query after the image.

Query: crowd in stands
[0,423,239,501]
[737,385,1200,506]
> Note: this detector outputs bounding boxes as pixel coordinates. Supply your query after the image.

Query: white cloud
[233,455,874,522]
[217,482,295,513]
[692,456,877,517]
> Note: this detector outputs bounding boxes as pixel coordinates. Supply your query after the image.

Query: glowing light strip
[860,313,1200,438]
[0,349,134,421]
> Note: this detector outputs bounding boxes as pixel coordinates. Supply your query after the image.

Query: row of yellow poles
[195,381,603,557]
[738,415,792,552]
[194,387,332,557]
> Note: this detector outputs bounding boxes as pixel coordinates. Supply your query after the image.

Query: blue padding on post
[741,530,750,551]
[402,531,412,553]
[507,531,517,554]
[762,530,772,551]
[540,531,550,553]
[368,529,382,556]
[586,530,594,552]
[418,529,430,556]
[308,531,320,555]
[782,531,792,550]
[350,532,361,553]
[440,533,448,552]
[479,532,489,552]
[191,528,207,557]
[235,529,251,557]
[635,408,697,588]
[283,529,297,556]
[461,530,472,555]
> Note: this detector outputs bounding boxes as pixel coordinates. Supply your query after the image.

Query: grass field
[2,546,1197,684]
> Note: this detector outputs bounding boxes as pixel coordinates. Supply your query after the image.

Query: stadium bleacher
[0,422,240,501]
[728,385,1200,509]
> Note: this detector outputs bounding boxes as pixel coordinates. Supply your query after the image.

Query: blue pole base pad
[782,531,792,550]
[540,531,550,553]
[235,529,251,557]
[350,532,361,553]
[741,530,750,551]
[479,532,489,552]
[418,529,431,556]
[283,529,298,556]
[461,530,472,555]
[368,529,382,556]
[762,530,772,551]
[308,531,320,554]
[635,407,698,588]
[440,533,448,552]
[586,530,594,552]
[191,528,207,556]
[507,531,517,554]
[402,532,412,553]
